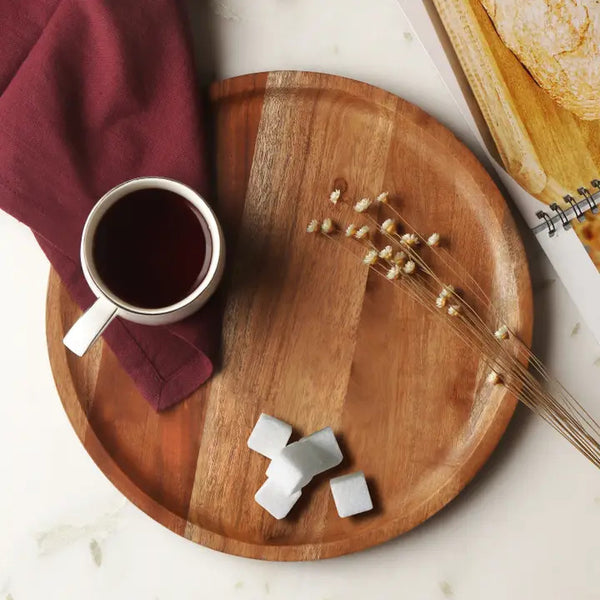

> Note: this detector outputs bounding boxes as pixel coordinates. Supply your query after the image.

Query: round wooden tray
[46,71,533,560]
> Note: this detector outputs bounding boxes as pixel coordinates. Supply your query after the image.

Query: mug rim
[80,176,224,316]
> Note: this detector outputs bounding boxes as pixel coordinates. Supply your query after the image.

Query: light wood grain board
[432,0,600,203]
[46,71,533,560]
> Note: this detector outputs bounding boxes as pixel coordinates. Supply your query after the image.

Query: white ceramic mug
[63,176,225,356]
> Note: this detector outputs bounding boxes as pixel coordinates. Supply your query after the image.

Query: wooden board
[432,0,600,204]
[46,71,533,560]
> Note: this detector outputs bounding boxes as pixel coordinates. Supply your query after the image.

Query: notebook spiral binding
[533,179,600,236]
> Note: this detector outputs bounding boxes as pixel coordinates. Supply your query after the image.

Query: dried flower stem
[309,190,600,468]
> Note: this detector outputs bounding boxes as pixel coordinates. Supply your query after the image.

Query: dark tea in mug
[92,188,209,308]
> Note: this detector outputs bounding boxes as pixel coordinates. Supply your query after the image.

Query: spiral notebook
[397,0,600,345]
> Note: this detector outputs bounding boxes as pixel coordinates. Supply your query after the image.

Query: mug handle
[63,297,118,356]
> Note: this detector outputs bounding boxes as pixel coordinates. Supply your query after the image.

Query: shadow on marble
[184,0,219,86]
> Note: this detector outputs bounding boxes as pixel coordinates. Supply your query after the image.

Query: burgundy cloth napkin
[0,0,221,410]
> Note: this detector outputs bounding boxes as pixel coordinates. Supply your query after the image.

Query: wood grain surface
[46,71,533,560]
[433,0,600,204]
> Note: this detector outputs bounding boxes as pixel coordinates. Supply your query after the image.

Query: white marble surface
[2,1,600,598]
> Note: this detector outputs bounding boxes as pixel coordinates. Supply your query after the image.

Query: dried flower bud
[363,249,378,265]
[494,325,509,340]
[440,284,455,299]
[392,251,407,266]
[329,189,341,204]
[307,219,319,233]
[376,191,389,204]
[427,232,440,247]
[345,223,358,237]
[379,245,393,260]
[400,233,420,247]
[403,260,416,274]
[354,198,372,213]
[487,371,502,385]
[321,218,335,234]
[386,264,401,280]
[381,218,397,234]
[355,225,370,240]
[447,304,461,317]
[435,295,446,309]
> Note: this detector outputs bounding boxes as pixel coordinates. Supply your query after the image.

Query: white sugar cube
[255,479,301,520]
[266,440,326,495]
[330,471,373,517]
[247,413,292,459]
[301,427,343,474]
